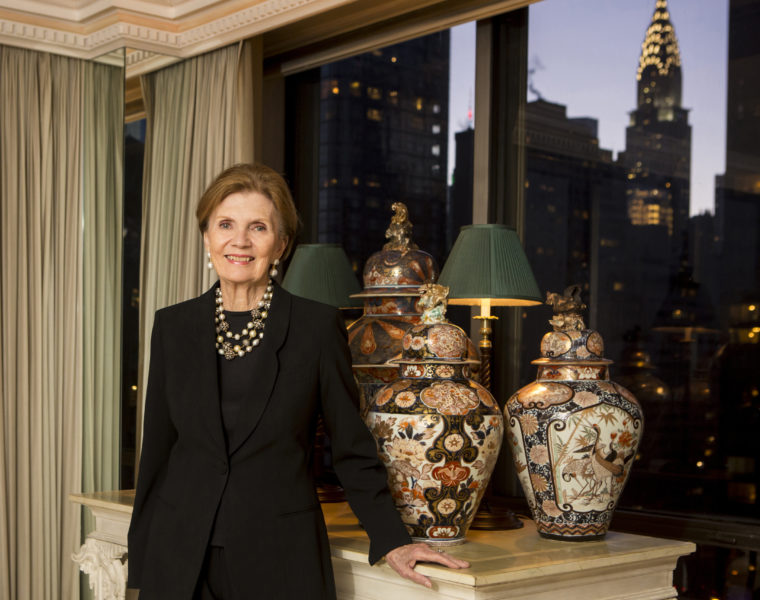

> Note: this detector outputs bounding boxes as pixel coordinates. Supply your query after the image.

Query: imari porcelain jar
[347,202,439,416]
[505,286,644,540]
[365,285,502,545]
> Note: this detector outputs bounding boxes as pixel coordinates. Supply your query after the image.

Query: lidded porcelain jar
[347,203,440,416]
[505,286,644,540]
[365,285,502,545]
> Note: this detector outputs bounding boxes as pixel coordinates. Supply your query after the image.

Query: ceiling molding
[0,0,357,60]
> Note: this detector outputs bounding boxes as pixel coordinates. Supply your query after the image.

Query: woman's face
[203,191,287,289]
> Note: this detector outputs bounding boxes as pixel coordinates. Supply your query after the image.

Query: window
[312,25,475,268]
[523,1,758,596]
[281,3,755,595]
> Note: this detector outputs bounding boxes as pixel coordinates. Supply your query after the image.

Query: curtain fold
[137,40,255,450]
[81,59,124,538]
[0,46,84,600]
[0,45,124,600]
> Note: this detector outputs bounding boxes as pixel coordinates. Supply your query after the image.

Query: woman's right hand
[385,543,469,588]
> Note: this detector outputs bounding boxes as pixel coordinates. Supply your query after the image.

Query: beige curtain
[137,40,255,449]
[0,46,124,600]
[81,60,124,536]
[0,47,84,600]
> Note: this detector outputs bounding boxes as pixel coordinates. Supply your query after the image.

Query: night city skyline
[448,0,729,216]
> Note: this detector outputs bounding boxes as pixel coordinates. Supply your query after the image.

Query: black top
[216,310,264,447]
[212,309,266,547]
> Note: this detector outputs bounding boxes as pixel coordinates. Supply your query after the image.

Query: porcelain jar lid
[531,285,612,366]
[396,322,472,364]
[392,284,478,365]
[351,202,438,298]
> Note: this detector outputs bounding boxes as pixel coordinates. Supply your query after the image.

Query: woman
[127,163,468,599]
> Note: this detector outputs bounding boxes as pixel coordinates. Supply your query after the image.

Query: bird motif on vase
[567,424,636,502]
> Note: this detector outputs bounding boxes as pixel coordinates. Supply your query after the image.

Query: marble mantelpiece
[70,492,694,600]
[70,491,134,600]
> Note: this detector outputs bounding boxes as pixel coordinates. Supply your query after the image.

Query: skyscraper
[317,33,450,269]
[520,99,633,374]
[715,0,760,327]
[619,0,691,260]
[448,126,474,249]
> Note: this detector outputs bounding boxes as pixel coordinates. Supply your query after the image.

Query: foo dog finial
[383,202,419,252]
[546,285,587,331]
[418,283,449,324]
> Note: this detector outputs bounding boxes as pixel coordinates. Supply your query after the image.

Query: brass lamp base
[469,314,523,530]
[470,496,524,530]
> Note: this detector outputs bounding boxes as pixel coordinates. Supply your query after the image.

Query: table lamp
[438,224,541,388]
[438,224,541,528]
[282,243,361,502]
[282,243,362,308]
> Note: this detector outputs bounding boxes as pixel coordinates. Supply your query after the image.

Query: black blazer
[127,283,410,599]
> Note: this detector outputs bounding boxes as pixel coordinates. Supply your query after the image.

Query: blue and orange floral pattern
[366,321,502,546]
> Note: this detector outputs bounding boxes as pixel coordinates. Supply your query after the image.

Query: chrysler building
[619,0,692,257]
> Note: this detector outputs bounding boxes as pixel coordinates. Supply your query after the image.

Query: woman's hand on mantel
[385,542,470,588]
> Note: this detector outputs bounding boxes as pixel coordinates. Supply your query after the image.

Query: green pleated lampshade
[282,244,362,308]
[438,224,542,306]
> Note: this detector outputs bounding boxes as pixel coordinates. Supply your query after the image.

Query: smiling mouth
[225,255,254,263]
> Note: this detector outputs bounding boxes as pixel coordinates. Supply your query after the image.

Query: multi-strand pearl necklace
[215,280,273,360]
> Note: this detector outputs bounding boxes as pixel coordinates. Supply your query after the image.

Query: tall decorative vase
[347,203,440,417]
[365,285,503,545]
[505,286,644,540]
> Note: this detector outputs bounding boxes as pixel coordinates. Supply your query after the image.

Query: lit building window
[431,144,440,156]
[367,108,382,121]
[367,86,382,100]
[432,124,441,134]
[415,97,423,111]
[613,282,624,291]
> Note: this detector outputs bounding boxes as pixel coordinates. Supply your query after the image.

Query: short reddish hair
[196,163,300,258]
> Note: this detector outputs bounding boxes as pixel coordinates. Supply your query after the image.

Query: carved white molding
[0,0,226,22]
[72,537,128,600]
[0,0,355,63]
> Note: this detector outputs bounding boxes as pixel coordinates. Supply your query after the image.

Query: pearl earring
[207,251,213,270]
[269,258,280,278]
